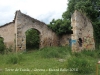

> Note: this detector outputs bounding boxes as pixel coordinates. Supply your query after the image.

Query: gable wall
[15,11,60,52]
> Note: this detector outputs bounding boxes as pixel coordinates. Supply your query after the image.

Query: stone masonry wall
[71,10,95,52]
[15,11,59,52]
[0,22,15,50]
[59,34,71,46]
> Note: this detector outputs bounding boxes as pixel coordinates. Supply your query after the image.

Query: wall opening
[25,28,40,51]
[78,38,82,47]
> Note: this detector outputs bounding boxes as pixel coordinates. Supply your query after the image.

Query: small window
[78,38,82,47]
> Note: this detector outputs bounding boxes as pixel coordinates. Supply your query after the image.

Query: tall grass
[66,56,95,74]
[65,49,100,75]
[73,49,100,59]
[39,46,71,58]
[0,46,100,75]
[5,53,24,64]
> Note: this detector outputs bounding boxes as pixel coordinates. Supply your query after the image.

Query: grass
[0,46,100,75]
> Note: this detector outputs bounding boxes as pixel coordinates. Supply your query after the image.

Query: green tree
[73,0,100,48]
[48,19,72,35]
[25,29,40,50]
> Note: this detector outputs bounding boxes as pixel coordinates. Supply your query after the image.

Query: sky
[0,0,68,25]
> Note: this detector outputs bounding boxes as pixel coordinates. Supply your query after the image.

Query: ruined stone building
[0,10,95,52]
[71,10,95,52]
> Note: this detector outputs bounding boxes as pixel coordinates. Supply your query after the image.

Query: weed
[6,53,24,64]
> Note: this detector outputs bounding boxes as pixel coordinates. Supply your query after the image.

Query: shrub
[66,56,95,74]
[0,37,5,54]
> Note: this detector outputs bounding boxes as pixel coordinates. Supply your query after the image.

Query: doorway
[25,28,40,51]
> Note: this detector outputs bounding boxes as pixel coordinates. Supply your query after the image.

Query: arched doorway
[25,28,40,51]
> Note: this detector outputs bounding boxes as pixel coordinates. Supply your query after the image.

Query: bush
[0,37,5,54]
[66,56,95,74]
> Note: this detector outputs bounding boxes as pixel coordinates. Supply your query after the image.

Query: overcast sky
[0,0,68,25]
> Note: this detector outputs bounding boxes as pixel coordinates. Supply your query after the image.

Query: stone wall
[71,10,95,52]
[59,34,71,46]
[15,11,59,52]
[0,22,15,50]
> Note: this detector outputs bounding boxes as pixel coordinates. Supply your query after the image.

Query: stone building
[0,10,95,52]
[0,10,70,52]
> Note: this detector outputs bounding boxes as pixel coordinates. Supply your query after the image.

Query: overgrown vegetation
[6,53,24,64]
[39,46,71,58]
[48,19,73,35]
[66,57,95,74]
[0,46,100,75]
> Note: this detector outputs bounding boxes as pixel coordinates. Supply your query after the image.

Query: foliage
[25,29,40,50]
[48,19,72,35]
[66,56,95,74]
[62,0,100,21]
[48,0,100,48]
[0,37,5,54]
[65,49,100,74]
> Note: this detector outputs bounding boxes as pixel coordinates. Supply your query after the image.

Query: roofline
[0,10,17,28]
[0,21,15,28]
[0,10,47,28]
